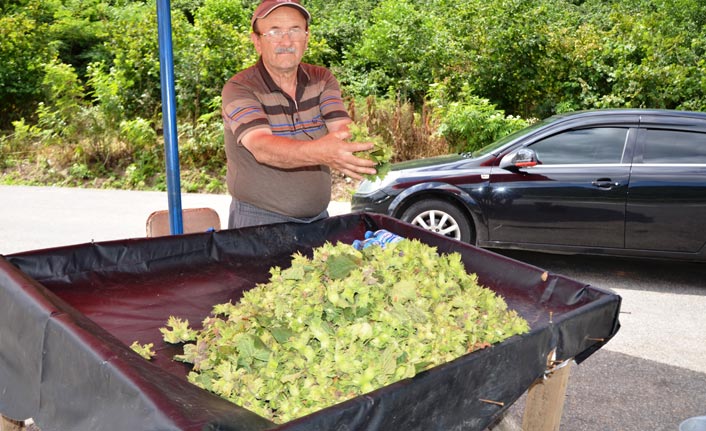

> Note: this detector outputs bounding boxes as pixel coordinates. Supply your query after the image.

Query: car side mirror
[499,148,539,170]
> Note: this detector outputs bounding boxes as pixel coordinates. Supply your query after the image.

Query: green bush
[430,84,531,153]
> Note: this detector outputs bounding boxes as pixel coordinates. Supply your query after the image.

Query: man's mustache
[275,47,296,54]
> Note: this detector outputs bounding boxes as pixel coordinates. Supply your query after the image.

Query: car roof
[482,109,706,157]
[547,108,706,122]
[541,109,706,134]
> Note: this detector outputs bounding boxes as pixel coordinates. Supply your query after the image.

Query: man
[221,0,376,229]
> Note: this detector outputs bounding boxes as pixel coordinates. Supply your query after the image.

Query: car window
[642,129,706,164]
[472,121,546,158]
[529,127,628,165]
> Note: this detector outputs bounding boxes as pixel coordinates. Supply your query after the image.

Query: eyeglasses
[258,28,308,42]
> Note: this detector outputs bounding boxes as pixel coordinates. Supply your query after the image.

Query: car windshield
[471,120,548,158]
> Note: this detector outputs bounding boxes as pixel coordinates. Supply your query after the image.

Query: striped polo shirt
[222,59,350,217]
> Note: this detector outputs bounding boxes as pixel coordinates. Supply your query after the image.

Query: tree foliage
[1,0,704,190]
[0,9,53,128]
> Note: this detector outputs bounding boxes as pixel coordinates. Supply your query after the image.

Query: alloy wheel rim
[411,210,461,240]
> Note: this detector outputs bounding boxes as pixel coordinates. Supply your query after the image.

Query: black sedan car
[351,109,706,261]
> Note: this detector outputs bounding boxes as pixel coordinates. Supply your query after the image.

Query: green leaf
[349,122,395,182]
[130,341,155,360]
[282,265,305,280]
[159,316,197,344]
[270,326,295,344]
[379,346,398,376]
[390,279,417,302]
[325,253,359,279]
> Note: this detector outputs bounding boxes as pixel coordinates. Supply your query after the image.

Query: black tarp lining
[0,213,621,431]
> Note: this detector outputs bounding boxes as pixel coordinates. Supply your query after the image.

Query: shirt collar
[256,58,311,96]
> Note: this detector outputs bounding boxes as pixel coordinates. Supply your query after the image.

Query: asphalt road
[1,185,705,430]
[0,185,350,254]
[492,250,706,431]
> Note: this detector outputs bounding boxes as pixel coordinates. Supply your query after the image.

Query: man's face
[252,7,309,75]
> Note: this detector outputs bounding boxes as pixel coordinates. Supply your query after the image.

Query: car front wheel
[400,199,473,243]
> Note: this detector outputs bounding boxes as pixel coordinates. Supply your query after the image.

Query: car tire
[400,199,473,243]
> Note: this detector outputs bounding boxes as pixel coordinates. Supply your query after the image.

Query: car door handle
[592,178,620,189]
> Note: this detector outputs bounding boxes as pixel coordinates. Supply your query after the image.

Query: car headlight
[354,171,402,195]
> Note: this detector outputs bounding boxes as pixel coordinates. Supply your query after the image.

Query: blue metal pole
[156,0,183,234]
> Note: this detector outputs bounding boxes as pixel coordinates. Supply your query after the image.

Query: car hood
[391,153,471,172]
